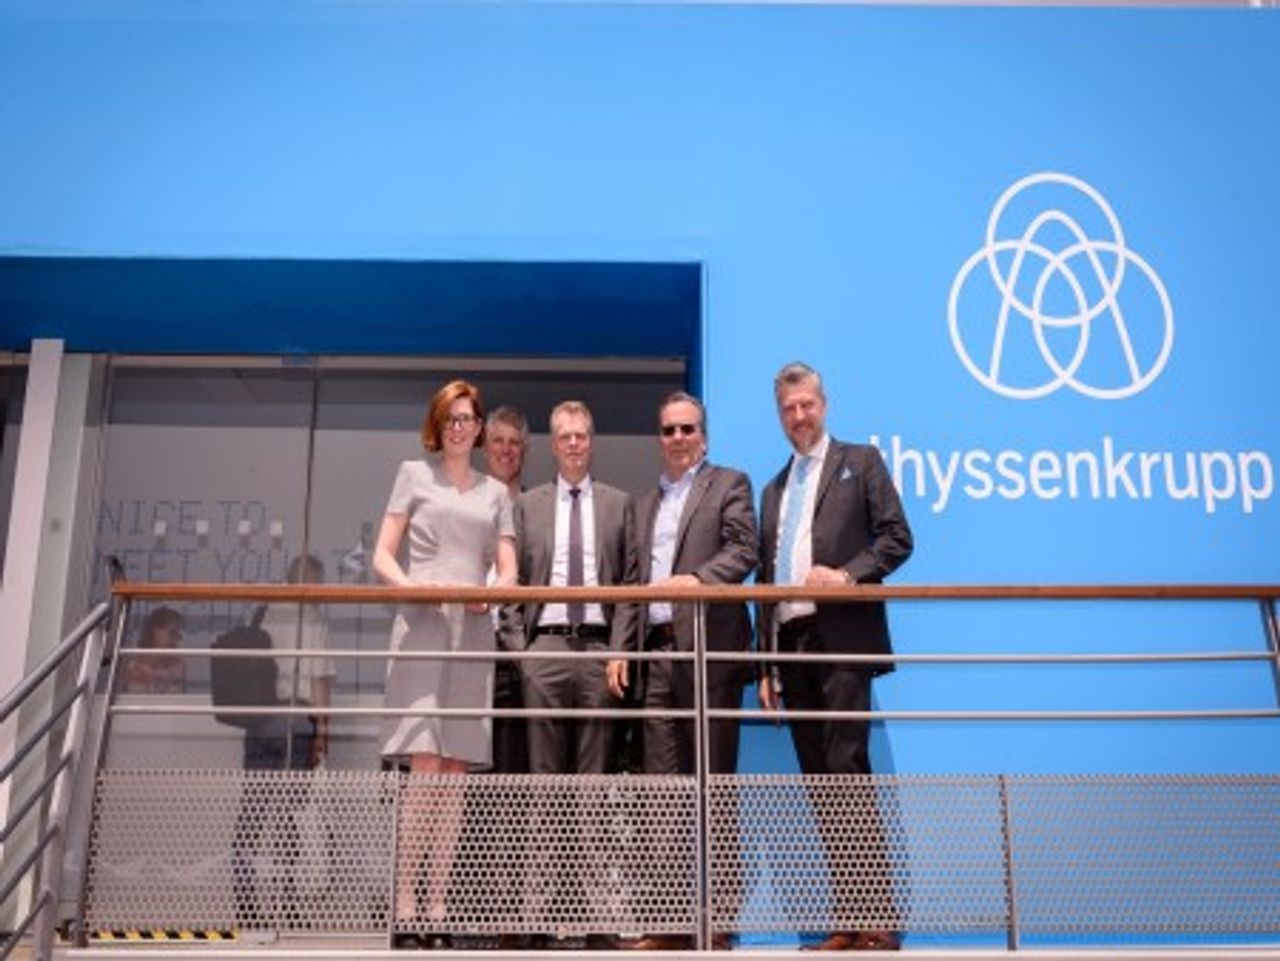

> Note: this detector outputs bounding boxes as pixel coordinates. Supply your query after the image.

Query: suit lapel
[592,482,609,573]
[674,463,712,558]
[523,484,557,643]
[636,487,660,582]
[537,485,556,583]
[761,464,787,572]
[762,466,785,535]
[814,440,843,514]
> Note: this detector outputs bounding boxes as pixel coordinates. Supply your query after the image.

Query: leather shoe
[585,933,619,950]
[496,934,527,950]
[803,932,859,951]
[712,933,733,950]
[626,934,694,950]
[851,930,900,951]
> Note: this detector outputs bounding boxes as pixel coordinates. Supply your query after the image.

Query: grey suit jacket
[758,438,913,673]
[634,462,757,684]
[500,478,639,654]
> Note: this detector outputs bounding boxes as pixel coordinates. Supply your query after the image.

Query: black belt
[646,623,677,648]
[537,624,609,639]
[777,614,819,642]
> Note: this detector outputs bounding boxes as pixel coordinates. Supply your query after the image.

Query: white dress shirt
[775,432,831,626]
[647,461,701,626]
[539,474,605,627]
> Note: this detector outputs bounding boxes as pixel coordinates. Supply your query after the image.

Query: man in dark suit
[607,391,757,952]
[758,362,913,953]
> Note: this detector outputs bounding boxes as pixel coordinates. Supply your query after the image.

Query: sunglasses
[660,423,700,437]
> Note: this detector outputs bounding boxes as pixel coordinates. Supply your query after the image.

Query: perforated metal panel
[84,770,1280,942]
[85,770,698,938]
[1006,776,1280,935]
[400,774,696,937]
[713,775,1010,934]
[85,769,393,932]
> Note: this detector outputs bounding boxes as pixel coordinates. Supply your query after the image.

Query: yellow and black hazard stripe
[92,929,237,942]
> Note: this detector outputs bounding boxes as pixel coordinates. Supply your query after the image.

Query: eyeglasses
[660,423,700,437]
[445,414,478,429]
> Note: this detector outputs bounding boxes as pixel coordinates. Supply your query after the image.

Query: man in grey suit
[758,362,913,953]
[608,391,757,952]
[501,399,638,775]
[500,400,637,949]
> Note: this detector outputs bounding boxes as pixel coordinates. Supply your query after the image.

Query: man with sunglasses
[608,391,757,952]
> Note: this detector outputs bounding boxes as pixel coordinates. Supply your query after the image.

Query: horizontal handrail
[110,705,695,720]
[111,647,1279,666]
[112,582,1280,603]
[114,648,695,661]
[107,704,1279,722]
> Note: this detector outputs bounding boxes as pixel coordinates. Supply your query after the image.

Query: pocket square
[840,465,853,481]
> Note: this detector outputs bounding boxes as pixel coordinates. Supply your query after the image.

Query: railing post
[386,768,404,948]
[998,774,1021,951]
[693,599,711,951]
[31,619,107,960]
[1261,599,1280,710]
[68,591,132,947]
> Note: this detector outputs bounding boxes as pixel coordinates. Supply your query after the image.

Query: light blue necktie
[776,455,812,585]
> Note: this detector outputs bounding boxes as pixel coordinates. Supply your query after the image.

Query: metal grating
[85,769,393,932]
[715,775,1009,934]
[397,774,697,937]
[84,771,1280,941]
[85,771,698,938]
[1006,776,1280,934]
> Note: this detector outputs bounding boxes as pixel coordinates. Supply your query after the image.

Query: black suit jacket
[500,478,639,654]
[758,438,912,674]
[634,462,758,686]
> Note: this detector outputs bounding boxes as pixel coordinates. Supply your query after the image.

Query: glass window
[92,357,683,771]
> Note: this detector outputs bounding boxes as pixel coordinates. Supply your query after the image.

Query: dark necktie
[568,487,584,626]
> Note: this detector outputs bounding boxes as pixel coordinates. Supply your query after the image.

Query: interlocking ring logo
[948,172,1174,400]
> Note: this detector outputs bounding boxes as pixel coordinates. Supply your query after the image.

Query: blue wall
[3,1,1277,774]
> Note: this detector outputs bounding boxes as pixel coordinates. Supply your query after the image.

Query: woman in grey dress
[372,379,516,947]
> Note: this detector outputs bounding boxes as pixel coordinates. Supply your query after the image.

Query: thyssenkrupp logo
[949,172,1174,400]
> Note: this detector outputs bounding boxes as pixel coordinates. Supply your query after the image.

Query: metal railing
[13,581,1280,957]
[0,600,115,961]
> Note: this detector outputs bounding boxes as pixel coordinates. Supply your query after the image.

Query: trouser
[777,618,896,931]
[491,658,529,774]
[520,629,617,931]
[522,631,615,776]
[640,626,747,931]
